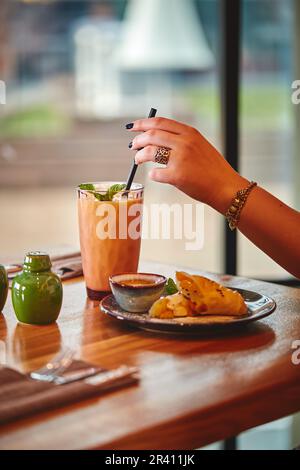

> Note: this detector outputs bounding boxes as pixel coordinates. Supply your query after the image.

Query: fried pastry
[149,293,192,318]
[149,272,248,319]
[176,271,248,316]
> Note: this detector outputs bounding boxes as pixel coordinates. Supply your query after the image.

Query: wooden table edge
[1,268,300,450]
[90,376,300,450]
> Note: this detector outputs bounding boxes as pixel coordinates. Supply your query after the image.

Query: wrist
[210,174,250,215]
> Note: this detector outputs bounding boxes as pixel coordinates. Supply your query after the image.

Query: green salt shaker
[0,265,8,313]
[12,252,63,325]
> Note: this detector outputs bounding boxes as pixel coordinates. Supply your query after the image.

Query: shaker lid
[23,251,52,272]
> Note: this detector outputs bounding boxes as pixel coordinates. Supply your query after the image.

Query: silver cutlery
[83,365,139,387]
[30,349,139,387]
[53,366,100,385]
[30,348,74,383]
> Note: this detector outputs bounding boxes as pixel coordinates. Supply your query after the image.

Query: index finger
[128,117,192,135]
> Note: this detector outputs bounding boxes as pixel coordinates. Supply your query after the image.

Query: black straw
[125,108,157,190]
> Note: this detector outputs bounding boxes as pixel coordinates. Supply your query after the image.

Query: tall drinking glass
[77,182,144,300]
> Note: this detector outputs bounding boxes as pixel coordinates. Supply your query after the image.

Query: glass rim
[76,181,144,194]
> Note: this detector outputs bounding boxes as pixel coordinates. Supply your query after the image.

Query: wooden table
[0,261,300,450]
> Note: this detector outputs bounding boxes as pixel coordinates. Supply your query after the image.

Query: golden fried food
[176,272,248,316]
[149,293,192,319]
[149,272,248,319]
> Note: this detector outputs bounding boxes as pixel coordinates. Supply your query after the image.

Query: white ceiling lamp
[117,0,214,71]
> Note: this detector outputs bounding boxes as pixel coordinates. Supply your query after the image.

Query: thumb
[149,168,172,184]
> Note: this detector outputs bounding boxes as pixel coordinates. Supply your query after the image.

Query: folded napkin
[0,360,138,425]
[5,252,83,286]
[51,255,83,280]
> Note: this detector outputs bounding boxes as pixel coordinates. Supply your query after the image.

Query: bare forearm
[126,117,300,278]
[215,178,300,279]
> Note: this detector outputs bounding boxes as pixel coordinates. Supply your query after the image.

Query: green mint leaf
[107,184,126,201]
[94,192,107,201]
[164,278,178,295]
[79,183,95,191]
[79,183,106,200]
[78,183,126,201]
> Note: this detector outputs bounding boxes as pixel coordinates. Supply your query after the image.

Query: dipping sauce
[120,279,157,287]
[109,272,167,313]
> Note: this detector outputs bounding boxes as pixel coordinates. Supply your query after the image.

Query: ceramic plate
[100,288,276,334]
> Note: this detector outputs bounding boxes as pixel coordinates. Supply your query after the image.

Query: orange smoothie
[78,182,143,300]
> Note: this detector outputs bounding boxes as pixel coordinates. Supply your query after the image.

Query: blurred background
[0,0,299,449]
[0,0,298,278]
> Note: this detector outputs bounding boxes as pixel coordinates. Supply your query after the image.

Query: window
[0,0,222,273]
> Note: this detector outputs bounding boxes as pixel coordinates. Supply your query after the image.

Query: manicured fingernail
[128,141,133,149]
[126,123,134,129]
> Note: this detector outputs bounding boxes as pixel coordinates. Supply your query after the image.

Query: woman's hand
[127,117,248,214]
[126,117,300,278]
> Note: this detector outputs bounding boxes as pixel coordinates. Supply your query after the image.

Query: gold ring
[154,147,170,165]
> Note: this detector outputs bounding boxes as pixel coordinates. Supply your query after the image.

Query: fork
[30,348,74,383]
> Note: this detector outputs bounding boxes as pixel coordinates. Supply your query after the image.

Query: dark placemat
[4,252,83,286]
[0,360,138,425]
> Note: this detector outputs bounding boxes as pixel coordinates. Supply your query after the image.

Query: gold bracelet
[225,181,257,231]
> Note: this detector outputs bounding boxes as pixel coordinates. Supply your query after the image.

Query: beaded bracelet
[225,181,257,231]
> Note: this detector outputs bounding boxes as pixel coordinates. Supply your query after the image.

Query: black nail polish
[126,123,134,129]
[128,141,133,149]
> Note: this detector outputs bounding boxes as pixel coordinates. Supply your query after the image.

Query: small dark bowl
[109,273,167,313]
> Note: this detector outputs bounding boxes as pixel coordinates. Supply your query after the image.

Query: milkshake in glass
[78,182,143,300]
